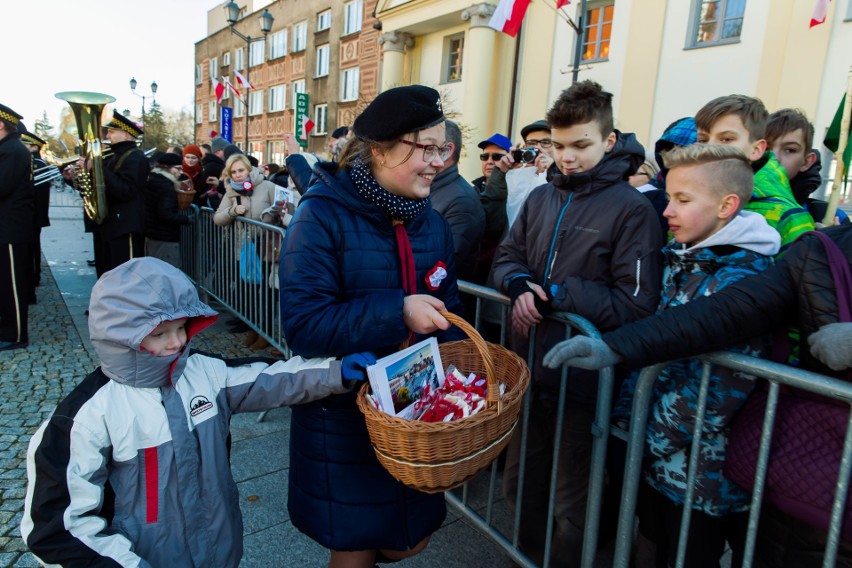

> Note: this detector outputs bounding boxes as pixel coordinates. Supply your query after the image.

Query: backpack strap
[808,230,852,323]
[113,147,143,172]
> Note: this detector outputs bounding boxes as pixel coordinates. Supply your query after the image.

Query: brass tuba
[55,91,115,224]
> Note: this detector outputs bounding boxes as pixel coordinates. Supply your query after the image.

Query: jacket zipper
[542,192,574,285]
[634,251,642,297]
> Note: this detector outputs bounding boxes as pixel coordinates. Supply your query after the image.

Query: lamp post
[225,2,274,152]
[129,77,158,150]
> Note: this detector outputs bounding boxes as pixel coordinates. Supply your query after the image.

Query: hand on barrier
[341,352,378,383]
[808,322,852,371]
[543,336,621,370]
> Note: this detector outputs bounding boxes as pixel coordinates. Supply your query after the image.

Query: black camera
[511,147,540,164]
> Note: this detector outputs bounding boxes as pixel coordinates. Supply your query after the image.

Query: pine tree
[142,100,168,151]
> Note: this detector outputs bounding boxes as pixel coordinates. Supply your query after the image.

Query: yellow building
[375,0,852,183]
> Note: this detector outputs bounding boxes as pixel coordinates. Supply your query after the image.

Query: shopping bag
[239,237,263,284]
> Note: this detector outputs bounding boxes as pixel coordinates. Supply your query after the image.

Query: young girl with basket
[279,85,464,567]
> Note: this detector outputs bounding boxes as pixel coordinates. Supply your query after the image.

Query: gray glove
[808,322,852,371]
[543,336,621,370]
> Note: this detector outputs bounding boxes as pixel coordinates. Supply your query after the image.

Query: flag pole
[571,0,587,84]
[824,65,852,225]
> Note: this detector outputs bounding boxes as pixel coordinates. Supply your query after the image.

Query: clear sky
[2,0,214,130]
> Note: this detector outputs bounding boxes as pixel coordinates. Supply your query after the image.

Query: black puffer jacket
[144,168,189,242]
[603,224,851,377]
[492,132,664,403]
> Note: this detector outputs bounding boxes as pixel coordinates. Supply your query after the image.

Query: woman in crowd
[181,144,205,194]
[279,85,464,568]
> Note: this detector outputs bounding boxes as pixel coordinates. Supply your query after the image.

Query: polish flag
[209,129,218,138]
[300,115,315,141]
[234,70,254,90]
[488,0,531,37]
[223,77,243,100]
[211,77,225,104]
[556,0,570,7]
[810,0,830,27]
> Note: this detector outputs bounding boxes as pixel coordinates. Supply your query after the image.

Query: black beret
[520,119,550,140]
[331,126,349,139]
[157,152,183,167]
[353,85,444,142]
[0,103,23,126]
[223,144,243,160]
[104,110,144,138]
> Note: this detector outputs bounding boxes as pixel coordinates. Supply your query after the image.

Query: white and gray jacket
[21,258,347,567]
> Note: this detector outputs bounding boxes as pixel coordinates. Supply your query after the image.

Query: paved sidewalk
[0,192,515,567]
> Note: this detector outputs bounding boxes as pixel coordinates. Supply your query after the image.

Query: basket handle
[440,311,502,414]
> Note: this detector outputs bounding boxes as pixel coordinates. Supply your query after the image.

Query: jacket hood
[676,210,781,256]
[89,258,218,388]
[151,167,180,189]
[551,131,645,194]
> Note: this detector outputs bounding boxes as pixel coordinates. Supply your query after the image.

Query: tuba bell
[55,91,116,224]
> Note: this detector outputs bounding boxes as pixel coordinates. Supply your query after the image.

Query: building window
[221,83,230,100]
[195,64,203,86]
[235,47,245,71]
[196,103,203,123]
[269,84,287,112]
[341,67,359,101]
[314,104,328,135]
[208,101,217,122]
[222,51,231,67]
[344,0,363,35]
[209,57,219,80]
[268,140,287,168]
[249,40,266,67]
[443,34,464,83]
[234,98,245,118]
[688,0,746,47]
[316,44,330,77]
[249,91,264,116]
[269,29,288,59]
[293,21,308,52]
[582,2,614,62]
[291,79,306,108]
[317,9,332,31]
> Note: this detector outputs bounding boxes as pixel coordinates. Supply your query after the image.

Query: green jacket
[749,151,814,255]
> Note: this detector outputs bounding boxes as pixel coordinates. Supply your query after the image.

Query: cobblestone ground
[0,260,262,567]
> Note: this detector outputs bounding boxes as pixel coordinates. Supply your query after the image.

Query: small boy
[492,80,663,566]
[21,258,371,568]
[546,144,781,567]
[765,107,849,226]
[695,94,814,255]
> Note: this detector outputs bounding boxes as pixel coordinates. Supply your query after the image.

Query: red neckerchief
[393,219,417,345]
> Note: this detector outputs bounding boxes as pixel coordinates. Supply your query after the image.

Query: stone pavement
[0,191,518,567]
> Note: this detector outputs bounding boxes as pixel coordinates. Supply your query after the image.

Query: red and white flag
[810,0,830,27]
[211,77,225,104]
[223,77,243,100]
[300,114,315,141]
[234,70,254,90]
[209,129,218,138]
[488,0,531,37]
[556,0,570,8]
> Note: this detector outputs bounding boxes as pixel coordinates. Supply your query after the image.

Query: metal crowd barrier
[178,209,851,567]
[613,352,852,568]
[180,205,289,356]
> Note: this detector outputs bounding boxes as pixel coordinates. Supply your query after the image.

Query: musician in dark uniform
[0,103,34,351]
[20,127,51,299]
[89,111,148,277]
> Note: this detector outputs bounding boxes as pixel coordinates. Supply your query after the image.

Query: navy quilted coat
[279,163,463,551]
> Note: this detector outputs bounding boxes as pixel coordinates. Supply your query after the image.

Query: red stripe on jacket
[144,447,158,523]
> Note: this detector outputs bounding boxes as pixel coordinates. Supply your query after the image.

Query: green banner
[295,92,309,149]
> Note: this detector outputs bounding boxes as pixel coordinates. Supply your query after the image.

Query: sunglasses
[480,152,507,161]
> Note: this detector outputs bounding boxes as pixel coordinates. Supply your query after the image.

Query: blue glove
[341,352,377,383]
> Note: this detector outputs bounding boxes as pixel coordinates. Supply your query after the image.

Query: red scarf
[393,220,417,345]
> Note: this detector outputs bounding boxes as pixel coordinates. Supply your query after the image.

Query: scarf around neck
[350,159,429,222]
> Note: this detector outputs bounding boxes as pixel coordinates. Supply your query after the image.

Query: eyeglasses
[479,152,507,162]
[399,139,454,162]
[524,138,553,149]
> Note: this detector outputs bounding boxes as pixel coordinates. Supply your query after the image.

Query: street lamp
[129,77,158,150]
[225,2,274,151]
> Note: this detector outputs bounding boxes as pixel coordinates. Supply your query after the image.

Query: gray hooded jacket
[22,258,347,567]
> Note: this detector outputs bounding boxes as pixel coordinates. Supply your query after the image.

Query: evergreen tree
[142,100,168,151]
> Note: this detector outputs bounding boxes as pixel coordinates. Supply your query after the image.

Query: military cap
[103,110,144,138]
[19,123,46,147]
[0,103,23,127]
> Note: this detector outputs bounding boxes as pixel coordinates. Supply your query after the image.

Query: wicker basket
[176,189,196,210]
[356,312,530,493]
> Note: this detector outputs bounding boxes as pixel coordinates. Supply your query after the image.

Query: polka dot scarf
[350,159,430,223]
